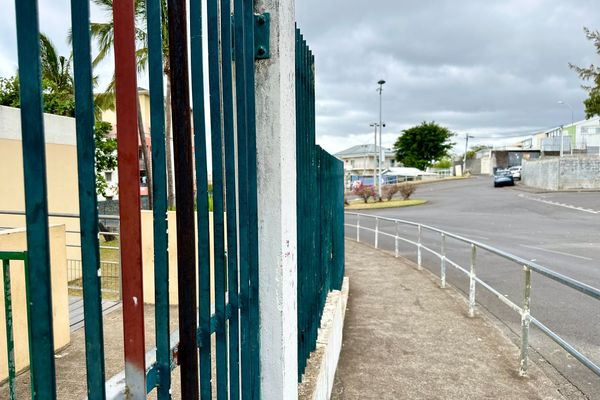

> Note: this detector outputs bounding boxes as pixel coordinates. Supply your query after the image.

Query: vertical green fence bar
[207,0,229,398]
[2,258,15,400]
[14,1,57,398]
[146,0,170,397]
[70,0,107,396]
[221,0,241,397]
[243,1,261,397]
[234,1,252,396]
[294,27,304,380]
[189,0,212,397]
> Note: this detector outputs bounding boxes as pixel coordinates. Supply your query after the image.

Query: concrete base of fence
[299,277,349,400]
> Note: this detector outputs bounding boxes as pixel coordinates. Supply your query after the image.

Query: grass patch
[99,236,120,262]
[68,236,121,300]
[345,199,427,210]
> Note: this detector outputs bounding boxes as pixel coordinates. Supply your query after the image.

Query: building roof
[335,144,394,158]
[382,167,435,177]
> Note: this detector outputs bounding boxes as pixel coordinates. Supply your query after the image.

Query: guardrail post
[394,221,399,258]
[417,225,422,270]
[440,233,446,288]
[519,266,532,376]
[356,214,360,242]
[374,217,379,249]
[469,244,476,317]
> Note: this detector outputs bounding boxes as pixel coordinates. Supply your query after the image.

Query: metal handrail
[344,211,600,378]
[0,209,120,221]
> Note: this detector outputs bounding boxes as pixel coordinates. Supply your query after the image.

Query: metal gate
[11,0,260,398]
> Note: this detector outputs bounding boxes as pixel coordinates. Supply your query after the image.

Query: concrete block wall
[559,157,600,189]
[523,156,600,190]
[522,158,559,190]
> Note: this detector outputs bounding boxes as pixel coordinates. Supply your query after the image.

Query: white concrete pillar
[254,0,298,398]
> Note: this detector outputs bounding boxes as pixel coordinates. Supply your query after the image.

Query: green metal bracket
[254,13,270,59]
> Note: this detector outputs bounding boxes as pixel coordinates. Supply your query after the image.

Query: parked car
[508,166,522,181]
[493,170,515,187]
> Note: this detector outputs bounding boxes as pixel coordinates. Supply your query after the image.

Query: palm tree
[40,34,74,94]
[35,33,118,199]
[89,0,174,210]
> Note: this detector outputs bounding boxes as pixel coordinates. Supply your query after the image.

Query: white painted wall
[0,105,76,145]
[255,0,298,398]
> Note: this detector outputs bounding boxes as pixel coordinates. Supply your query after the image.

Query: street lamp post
[377,80,386,199]
[370,123,378,186]
[558,100,574,156]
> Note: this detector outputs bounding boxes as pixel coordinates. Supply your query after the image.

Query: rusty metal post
[167,0,199,397]
[112,0,146,396]
[469,244,477,317]
[519,266,532,376]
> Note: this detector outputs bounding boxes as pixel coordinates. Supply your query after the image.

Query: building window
[105,171,112,182]
[390,160,395,167]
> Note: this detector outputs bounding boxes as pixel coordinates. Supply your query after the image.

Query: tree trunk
[137,90,153,209]
[165,75,175,209]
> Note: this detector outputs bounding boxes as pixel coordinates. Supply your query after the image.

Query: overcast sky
[1,1,599,154]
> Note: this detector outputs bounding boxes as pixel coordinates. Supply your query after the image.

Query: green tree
[95,121,118,196]
[0,34,117,197]
[431,157,452,169]
[393,122,455,170]
[570,27,600,118]
[89,0,172,209]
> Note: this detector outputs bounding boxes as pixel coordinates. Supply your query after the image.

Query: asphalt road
[344,176,600,399]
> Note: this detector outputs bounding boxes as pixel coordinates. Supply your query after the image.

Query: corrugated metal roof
[335,144,394,157]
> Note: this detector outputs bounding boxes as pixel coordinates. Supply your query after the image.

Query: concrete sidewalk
[332,240,565,400]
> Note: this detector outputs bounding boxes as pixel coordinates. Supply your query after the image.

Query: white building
[334,144,397,185]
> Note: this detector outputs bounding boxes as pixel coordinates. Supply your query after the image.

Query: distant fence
[295,29,345,380]
[344,212,600,378]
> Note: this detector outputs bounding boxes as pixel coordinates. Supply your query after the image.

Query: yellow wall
[141,211,215,305]
[0,138,82,260]
[101,91,151,132]
[0,225,70,381]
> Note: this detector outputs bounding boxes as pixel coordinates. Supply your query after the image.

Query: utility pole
[559,125,564,157]
[558,100,574,155]
[462,134,474,175]
[377,80,386,199]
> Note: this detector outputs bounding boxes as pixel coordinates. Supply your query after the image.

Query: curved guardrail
[344,212,600,378]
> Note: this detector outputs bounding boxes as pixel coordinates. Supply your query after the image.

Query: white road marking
[519,244,594,261]
[518,194,600,214]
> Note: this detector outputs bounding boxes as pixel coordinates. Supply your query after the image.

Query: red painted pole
[113,0,147,397]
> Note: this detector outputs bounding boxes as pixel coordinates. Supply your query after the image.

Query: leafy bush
[399,183,417,200]
[382,184,400,201]
[353,184,377,203]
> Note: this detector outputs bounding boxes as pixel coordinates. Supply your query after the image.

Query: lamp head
[378,80,386,85]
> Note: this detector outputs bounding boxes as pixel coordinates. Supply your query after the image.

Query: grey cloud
[297,0,600,152]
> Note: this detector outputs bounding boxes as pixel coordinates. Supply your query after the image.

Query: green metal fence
[8,0,345,397]
[1,251,30,400]
[295,28,345,379]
